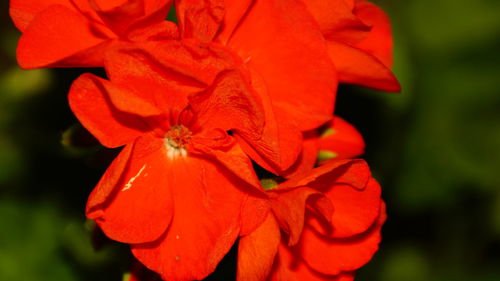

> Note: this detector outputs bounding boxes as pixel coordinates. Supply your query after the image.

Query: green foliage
[348,1,500,281]
[0,200,78,281]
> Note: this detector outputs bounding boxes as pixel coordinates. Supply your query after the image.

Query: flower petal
[10,0,73,31]
[237,213,280,281]
[175,0,224,42]
[302,0,369,43]
[91,0,146,36]
[284,132,320,178]
[228,0,337,130]
[189,69,264,138]
[87,137,174,244]
[68,73,153,148]
[16,5,110,68]
[240,194,271,236]
[216,0,254,45]
[143,0,173,16]
[126,16,179,41]
[280,159,370,191]
[327,41,400,92]
[269,244,355,281]
[235,69,303,173]
[318,117,365,162]
[269,187,333,246]
[76,73,163,117]
[86,144,134,211]
[299,202,387,275]
[309,178,382,238]
[104,41,235,111]
[131,157,246,281]
[191,135,263,191]
[354,0,395,67]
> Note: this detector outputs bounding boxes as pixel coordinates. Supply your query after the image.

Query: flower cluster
[10,0,399,280]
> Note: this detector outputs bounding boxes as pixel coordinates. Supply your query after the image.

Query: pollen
[164,125,192,159]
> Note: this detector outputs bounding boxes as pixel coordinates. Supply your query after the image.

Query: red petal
[216,0,253,45]
[318,117,365,162]
[309,178,382,238]
[269,187,333,246]
[327,41,400,92]
[299,202,387,275]
[87,136,174,244]
[302,0,370,43]
[235,69,303,173]
[10,0,73,31]
[191,136,263,191]
[91,0,146,36]
[240,194,271,236]
[68,73,152,148]
[131,157,246,281]
[16,5,111,68]
[91,0,130,10]
[189,70,264,138]
[143,0,173,16]
[354,0,395,67]
[175,0,224,42]
[237,213,280,281]
[76,73,163,117]
[104,42,198,112]
[284,132,320,178]
[280,159,370,190]
[127,20,179,41]
[228,0,337,130]
[235,117,302,175]
[269,243,355,281]
[91,0,172,38]
[104,41,235,111]
[86,144,134,211]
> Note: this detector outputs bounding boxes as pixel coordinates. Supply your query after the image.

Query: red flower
[173,0,339,173]
[237,160,385,281]
[10,0,177,68]
[68,41,271,281]
[302,0,401,91]
[12,0,340,172]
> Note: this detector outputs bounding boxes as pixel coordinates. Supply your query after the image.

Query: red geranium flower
[173,0,338,173]
[68,40,272,281]
[12,0,339,173]
[10,0,177,68]
[302,0,401,91]
[237,160,385,281]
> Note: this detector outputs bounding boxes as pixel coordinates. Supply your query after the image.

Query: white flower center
[164,125,192,159]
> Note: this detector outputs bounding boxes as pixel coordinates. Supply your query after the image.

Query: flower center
[164,125,192,159]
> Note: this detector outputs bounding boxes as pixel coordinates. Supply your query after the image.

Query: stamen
[164,125,192,159]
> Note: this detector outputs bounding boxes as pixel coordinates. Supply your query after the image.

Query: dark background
[1,0,500,280]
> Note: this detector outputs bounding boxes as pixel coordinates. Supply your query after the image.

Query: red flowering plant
[301,0,401,91]
[10,0,177,68]
[237,160,385,281]
[171,0,339,174]
[9,0,400,280]
[69,40,276,280]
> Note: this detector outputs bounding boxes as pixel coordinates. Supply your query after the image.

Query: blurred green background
[1,0,499,280]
